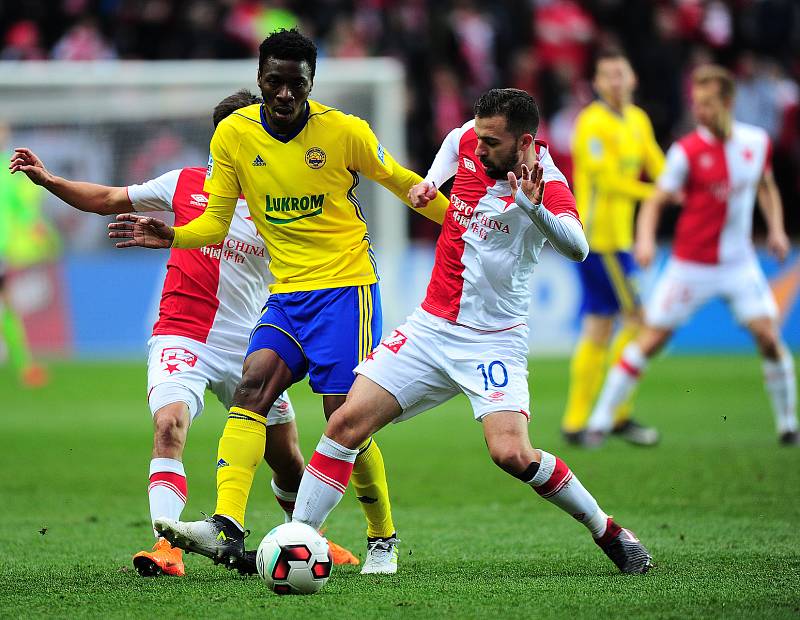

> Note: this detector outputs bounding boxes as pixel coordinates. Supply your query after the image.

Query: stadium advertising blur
[7,246,799,358]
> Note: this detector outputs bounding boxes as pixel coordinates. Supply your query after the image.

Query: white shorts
[146,335,295,425]
[645,257,777,330]
[355,308,531,423]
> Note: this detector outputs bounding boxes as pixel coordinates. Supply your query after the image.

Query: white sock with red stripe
[292,436,358,531]
[528,451,608,538]
[148,458,187,538]
[271,479,297,523]
[587,342,647,432]
[763,352,798,434]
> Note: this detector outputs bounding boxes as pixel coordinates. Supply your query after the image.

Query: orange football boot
[133,538,185,576]
[21,364,48,388]
[328,539,360,565]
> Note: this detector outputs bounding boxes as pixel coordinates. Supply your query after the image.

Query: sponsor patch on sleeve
[206,153,214,179]
[377,143,386,165]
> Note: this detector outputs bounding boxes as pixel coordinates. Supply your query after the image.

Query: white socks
[148,458,187,538]
[528,451,608,538]
[763,352,798,434]
[292,436,358,531]
[271,479,298,522]
[588,343,647,432]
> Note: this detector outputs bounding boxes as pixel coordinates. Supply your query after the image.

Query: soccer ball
[256,522,332,595]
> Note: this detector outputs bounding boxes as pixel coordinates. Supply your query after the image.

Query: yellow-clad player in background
[110,29,449,575]
[561,49,665,446]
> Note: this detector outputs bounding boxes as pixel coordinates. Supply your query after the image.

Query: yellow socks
[609,323,639,425]
[214,407,267,527]
[562,338,608,433]
[350,437,395,538]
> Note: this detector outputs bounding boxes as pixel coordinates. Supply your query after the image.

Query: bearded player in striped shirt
[286,89,653,575]
[9,90,358,577]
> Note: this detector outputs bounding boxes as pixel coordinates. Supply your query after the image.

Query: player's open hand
[508,162,544,205]
[8,148,54,186]
[108,214,174,249]
[408,181,438,209]
[767,229,790,262]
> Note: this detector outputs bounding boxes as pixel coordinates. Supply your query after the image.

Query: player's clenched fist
[108,213,175,249]
[508,162,544,205]
[408,181,438,210]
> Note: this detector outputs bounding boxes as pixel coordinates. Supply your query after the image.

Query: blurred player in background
[109,29,450,575]
[289,89,653,575]
[586,65,798,446]
[0,125,53,388]
[561,50,665,447]
[10,90,358,577]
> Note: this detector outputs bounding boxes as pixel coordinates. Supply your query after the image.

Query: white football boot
[360,534,399,575]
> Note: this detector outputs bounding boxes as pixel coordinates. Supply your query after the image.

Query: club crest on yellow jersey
[305,147,326,169]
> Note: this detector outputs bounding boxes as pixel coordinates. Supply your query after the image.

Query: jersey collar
[260,102,310,143]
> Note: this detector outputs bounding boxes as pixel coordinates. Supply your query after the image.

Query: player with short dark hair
[585,65,798,446]
[561,49,665,447]
[110,28,450,575]
[288,88,654,576]
[10,89,358,576]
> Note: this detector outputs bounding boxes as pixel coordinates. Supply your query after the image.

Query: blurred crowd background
[1,0,799,359]
[2,0,798,243]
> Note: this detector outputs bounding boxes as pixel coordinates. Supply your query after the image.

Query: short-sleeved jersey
[658,122,771,265]
[128,167,270,353]
[422,120,579,331]
[204,100,404,293]
[571,101,664,253]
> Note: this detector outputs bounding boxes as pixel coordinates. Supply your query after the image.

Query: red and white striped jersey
[422,120,579,331]
[658,122,772,265]
[128,167,270,353]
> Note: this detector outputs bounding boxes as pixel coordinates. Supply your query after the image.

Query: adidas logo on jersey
[252,154,266,167]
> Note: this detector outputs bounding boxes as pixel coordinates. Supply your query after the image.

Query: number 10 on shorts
[477,361,508,390]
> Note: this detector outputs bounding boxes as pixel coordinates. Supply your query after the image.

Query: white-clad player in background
[586,65,798,446]
[284,89,654,575]
[9,90,358,577]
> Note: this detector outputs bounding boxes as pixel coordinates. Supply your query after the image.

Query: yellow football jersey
[201,100,446,293]
[572,101,665,253]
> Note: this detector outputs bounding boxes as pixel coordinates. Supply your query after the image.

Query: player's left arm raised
[757,167,790,262]
[509,163,589,262]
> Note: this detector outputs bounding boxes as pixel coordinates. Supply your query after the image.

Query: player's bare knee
[489,444,530,478]
[153,405,189,453]
[233,371,276,413]
[325,407,367,450]
[754,328,780,360]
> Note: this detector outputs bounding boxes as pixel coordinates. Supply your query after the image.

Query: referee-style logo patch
[305,147,326,169]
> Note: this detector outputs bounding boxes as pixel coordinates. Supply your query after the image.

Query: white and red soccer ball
[256,522,332,595]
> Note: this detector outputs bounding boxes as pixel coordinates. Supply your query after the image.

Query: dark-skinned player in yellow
[109,29,448,575]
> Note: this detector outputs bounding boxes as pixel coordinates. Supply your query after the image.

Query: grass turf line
[1,356,798,619]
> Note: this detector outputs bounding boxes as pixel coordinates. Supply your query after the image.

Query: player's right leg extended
[156,326,302,566]
[483,411,652,574]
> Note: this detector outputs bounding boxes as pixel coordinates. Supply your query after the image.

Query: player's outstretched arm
[757,169,790,262]
[634,189,672,268]
[9,147,131,215]
[108,214,174,249]
[509,164,589,262]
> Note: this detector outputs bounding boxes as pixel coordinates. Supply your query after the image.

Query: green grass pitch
[1,355,799,618]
